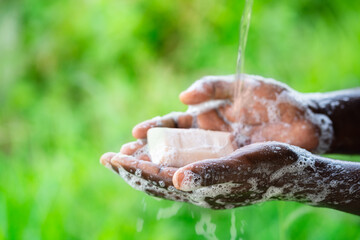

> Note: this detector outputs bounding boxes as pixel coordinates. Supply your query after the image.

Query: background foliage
[0,0,359,239]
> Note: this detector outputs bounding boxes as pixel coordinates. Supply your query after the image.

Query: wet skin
[101,75,360,215]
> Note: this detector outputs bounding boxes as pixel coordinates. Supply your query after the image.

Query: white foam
[262,186,284,200]
[133,144,149,158]
[187,100,230,116]
[349,182,360,195]
[179,170,203,191]
[306,112,333,154]
[135,169,142,177]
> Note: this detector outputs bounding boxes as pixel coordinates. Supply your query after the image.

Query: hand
[101,142,301,209]
[132,75,331,153]
[100,76,359,213]
[100,75,333,209]
[102,141,360,214]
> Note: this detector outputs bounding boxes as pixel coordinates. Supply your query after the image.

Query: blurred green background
[1,0,360,239]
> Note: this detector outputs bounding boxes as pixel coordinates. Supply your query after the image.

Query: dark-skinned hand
[100,75,360,214]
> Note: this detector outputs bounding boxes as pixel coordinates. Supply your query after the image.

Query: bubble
[159,181,165,187]
[179,170,203,192]
[262,186,283,200]
[168,186,176,191]
[349,183,360,195]
[135,169,142,177]
[187,100,230,115]
[329,180,337,188]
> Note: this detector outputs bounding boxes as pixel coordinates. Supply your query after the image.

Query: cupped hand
[100,74,331,209]
[132,75,327,152]
[101,141,302,209]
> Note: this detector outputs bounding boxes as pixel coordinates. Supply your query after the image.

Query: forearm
[276,154,360,215]
[305,88,360,154]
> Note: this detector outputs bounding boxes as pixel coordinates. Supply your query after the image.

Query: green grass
[0,0,360,239]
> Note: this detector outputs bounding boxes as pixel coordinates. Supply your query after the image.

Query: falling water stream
[233,0,254,117]
[194,1,254,236]
[137,1,254,239]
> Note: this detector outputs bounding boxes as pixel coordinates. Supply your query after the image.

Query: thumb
[172,156,250,191]
[179,77,234,105]
[172,142,297,191]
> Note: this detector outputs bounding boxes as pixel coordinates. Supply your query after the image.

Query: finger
[132,116,175,139]
[100,152,117,167]
[120,141,151,161]
[120,140,146,155]
[197,109,232,132]
[100,152,119,173]
[218,104,236,122]
[136,154,151,162]
[173,157,250,191]
[111,154,178,188]
[177,114,194,128]
[179,77,234,105]
[132,113,194,139]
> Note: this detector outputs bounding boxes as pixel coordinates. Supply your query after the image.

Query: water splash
[230,210,237,240]
[195,213,218,240]
[156,202,183,220]
[136,218,144,232]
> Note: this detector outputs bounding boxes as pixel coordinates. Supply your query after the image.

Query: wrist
[304,89,360,154]
[273,150,360,214]
[300,93,334,154]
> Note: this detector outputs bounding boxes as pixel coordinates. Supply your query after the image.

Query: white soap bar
[147,128,235,167]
